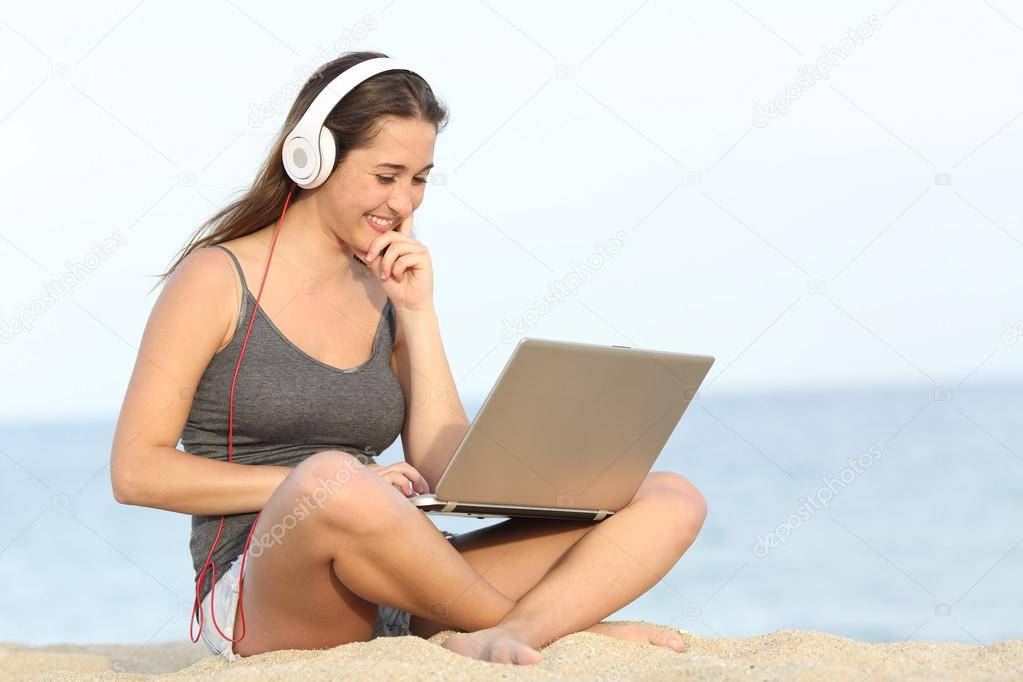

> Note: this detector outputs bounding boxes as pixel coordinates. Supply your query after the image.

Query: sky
[0,0,1021,423]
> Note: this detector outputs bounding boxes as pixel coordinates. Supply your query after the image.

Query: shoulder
[172,245,240,301]
[165,245,241,353]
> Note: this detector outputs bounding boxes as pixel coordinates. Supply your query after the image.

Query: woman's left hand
[357,211,434,312]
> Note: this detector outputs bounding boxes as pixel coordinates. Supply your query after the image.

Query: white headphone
[282,57,423,190]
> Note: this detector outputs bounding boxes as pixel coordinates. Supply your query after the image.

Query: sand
[2,622,1021,681]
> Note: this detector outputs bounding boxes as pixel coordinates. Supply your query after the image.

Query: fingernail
[668,638,680,651]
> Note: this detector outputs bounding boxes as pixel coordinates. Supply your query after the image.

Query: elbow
[112,482,135,505]
[111,473,136,506]
[110,453,142,506]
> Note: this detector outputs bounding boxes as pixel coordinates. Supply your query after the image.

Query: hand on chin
[352,213,434,311]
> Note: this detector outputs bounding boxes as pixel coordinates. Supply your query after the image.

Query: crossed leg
[228,452,705,666]
[414,471,707,664]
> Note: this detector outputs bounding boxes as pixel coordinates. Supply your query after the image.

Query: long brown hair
[150,51,448,293]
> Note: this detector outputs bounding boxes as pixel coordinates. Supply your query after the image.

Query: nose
[386,180,417,216]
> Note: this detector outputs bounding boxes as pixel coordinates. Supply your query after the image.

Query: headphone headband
[282,57,423,189]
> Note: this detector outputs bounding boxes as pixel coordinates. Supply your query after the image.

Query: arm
[390,305,469,493]
[110,247,290,515]
[114,446,293,516]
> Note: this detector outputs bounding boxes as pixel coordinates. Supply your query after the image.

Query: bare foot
[441,626,543,665]
[585,621,687,652]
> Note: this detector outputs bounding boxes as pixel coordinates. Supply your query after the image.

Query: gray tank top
[181,244,406,604]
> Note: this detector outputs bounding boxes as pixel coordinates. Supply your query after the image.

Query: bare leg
[229,450,523,657]
[319,460,519,633]
[264,455,702,663]
[441,472,706,664]
[411,514,690,650]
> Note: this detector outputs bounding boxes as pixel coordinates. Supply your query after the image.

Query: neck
[258,192,361,282]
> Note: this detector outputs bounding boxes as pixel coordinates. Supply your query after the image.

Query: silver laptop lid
[434,338,714,511]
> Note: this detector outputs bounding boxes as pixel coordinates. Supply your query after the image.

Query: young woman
[110,51,707,666]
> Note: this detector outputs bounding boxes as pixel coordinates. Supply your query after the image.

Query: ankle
[441,591,516,632]
[479,594,517,629]
[490,615,552,649]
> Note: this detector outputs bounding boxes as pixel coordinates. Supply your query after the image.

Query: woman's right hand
[364,462,430,497]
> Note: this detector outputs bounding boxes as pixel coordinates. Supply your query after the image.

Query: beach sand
[2,621,1020,681]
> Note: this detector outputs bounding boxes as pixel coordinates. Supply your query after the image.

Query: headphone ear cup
[304,126,336,189]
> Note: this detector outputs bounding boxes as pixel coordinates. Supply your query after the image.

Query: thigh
[408,517,596,638]
[409,470,705,637]
[230,451,383,658]
[446,518,597,601]
[444,471,702,600]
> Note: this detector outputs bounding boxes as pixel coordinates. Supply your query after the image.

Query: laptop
[409,338,714,521]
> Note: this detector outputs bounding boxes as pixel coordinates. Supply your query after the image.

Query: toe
[648,627,686,652]
[513,645,543,665]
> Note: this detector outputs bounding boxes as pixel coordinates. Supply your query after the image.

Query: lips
[364,213,398,234]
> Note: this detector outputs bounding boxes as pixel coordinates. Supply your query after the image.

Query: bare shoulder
[110,244,242,500]
[167,245,242,353]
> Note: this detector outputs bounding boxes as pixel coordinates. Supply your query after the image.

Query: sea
[1,383,1020,647]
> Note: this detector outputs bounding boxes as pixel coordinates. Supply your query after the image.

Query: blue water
[1,383,1020,647]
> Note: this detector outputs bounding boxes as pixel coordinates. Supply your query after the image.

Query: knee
[641,471,708,532]
[289,450,399,532]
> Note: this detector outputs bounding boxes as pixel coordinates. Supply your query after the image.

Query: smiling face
[319,115,437,255]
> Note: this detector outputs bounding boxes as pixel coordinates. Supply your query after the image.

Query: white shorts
[199,531,457,662]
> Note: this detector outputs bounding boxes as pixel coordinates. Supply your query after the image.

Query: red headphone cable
[190,179,298,646]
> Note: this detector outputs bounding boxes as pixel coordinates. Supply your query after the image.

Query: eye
[376,175,429,185]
